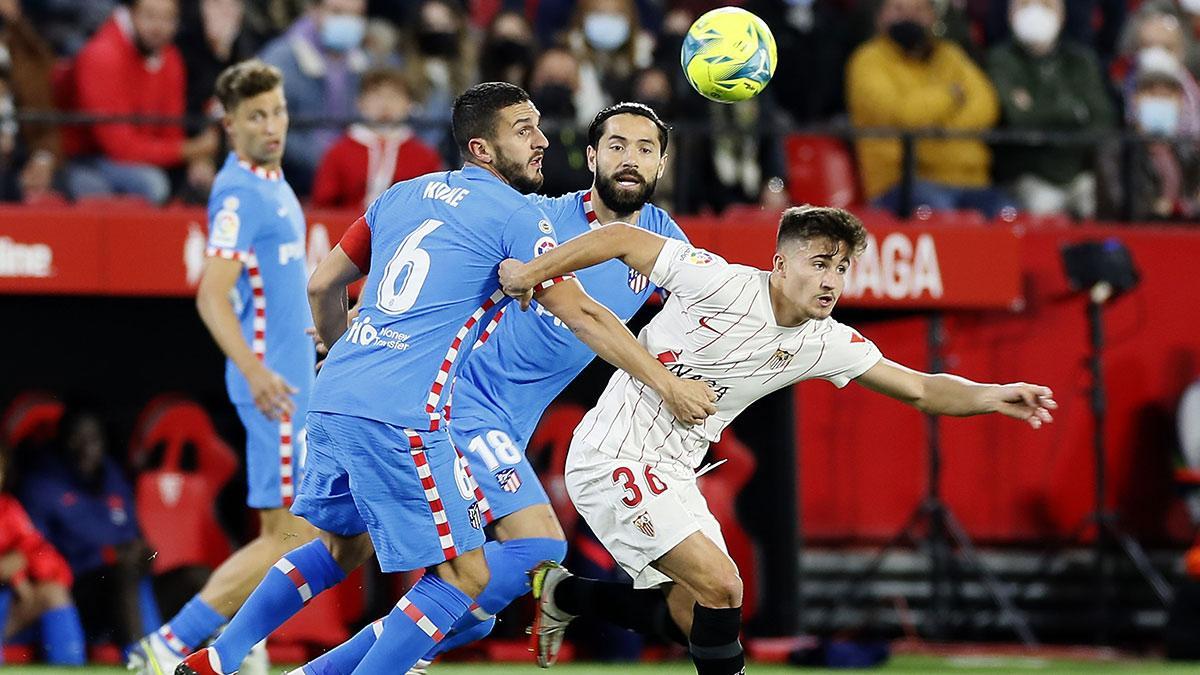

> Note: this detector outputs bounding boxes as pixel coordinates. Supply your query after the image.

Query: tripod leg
[1103,520,1175,607]
[942,509,1039,647]
[827,504,926,630]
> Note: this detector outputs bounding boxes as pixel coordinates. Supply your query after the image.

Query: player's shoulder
[636,202,685,238]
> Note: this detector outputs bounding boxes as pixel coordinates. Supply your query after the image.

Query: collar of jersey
[233,154,282,182]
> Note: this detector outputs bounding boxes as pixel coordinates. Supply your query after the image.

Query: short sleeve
[648,238,739,305]
[814,322,884,388]
[340,216,372,274]
[500,204,561,263]
[206,187,264,259]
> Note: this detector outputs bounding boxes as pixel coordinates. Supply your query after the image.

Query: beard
[494,147,543,194]
[595,169,657,216]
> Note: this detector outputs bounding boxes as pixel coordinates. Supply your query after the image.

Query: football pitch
[4,657,1198,674]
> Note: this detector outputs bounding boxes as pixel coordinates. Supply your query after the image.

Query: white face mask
[583,12,630,52]
[1138,95,1181,135]
[1011,3,1061,50]
[1182,0,1200,15]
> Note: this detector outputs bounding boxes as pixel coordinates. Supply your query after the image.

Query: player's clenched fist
[663,378,719,426]
[499,258,535,310]
[989,383,1057,429]
[245,362,298,421]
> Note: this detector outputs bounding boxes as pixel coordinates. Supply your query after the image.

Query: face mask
[418,30,459,57]
[487,38,531,66]
[1012,4,1061,50]
[320,13,366,52]
[887,20,930,54]
[1182,0,1200,15]
[584,12,630,52]
[1138,96,1181,135]
[533,83,575,118]
[1138,45,1182,74]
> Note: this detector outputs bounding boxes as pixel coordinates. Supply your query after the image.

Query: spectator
[529,46,593,197]
[0,448,85,666]
[1099,56,1200,220]
[1125,0,1200,80]
[19,409,156,650]
[259,0,370,193]
[847,0,1012,217]
[62,0,220,205]
[1120,10,1200,136]
[562,0,655,128]
[312,67,443,209]
[23,0,116,57]
[0,0,64,203]
[401,0,477,164]
[479,10,536,87]
[987,0,1115,218]
[630,65,677,210]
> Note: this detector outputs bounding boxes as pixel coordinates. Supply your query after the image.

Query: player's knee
[36,582,73,611]
[691,568,743,609]
[321,531,375,573]
[435,547,491,598]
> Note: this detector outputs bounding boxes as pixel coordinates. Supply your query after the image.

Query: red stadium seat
[784,134,859,208]
[1,391,64,448]
[130,396,236,573]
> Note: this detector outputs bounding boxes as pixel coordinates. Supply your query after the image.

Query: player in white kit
[499,206,1057,675]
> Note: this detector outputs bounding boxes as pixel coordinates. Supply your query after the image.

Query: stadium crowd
[0,0,1196,219]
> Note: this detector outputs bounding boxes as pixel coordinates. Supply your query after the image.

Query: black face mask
[417,30,459,57]
[486,39,532,67]
[533,84,576,119]
[887,20,930,55]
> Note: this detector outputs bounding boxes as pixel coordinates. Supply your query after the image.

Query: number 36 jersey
[309,165,567,431]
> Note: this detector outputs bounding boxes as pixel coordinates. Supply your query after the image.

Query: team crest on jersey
[628,268,649,293]
[468,502,483,530]
[633,512,655,538]
[210,209,240,248]
[496,468,522,493]
[538,219,554,234]
[534,236,557,257]
[677,247,715,266]
[766,348,794,370]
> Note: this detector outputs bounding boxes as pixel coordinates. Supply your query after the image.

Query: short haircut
[587,102,669,155]
[360,67,413,99]
[777,205,868,257]
[215,59,283,113]
[452,82,531,155]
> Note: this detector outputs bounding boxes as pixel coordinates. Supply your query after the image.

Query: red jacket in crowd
[312,125,443,209]
[61,8,187,166]
[0,494,73,588]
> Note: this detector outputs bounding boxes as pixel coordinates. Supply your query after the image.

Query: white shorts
[565,440,729,589]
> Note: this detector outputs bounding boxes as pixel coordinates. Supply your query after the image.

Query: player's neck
[588,188,641,227]
[767,272,808,328]
[236,151,280,173]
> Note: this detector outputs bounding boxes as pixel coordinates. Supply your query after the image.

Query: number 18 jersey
[309,165,566,431]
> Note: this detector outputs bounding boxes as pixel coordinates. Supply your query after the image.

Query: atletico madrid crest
[629,267,649,294]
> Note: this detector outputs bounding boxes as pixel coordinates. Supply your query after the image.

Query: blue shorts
[450,421,550,522]
[236,404,306,510]
[292,411,488,573]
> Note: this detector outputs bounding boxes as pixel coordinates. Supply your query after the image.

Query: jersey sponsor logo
[496,467,522,493]
[345,315,411,351]
[628,268,649,294]
[766,348,794,370]
[665,362,730,402]
[633,511,655,538]
[278,240,305,265]
[534,236,557,257]
[677,247,715,266]
[211,209,240,248]
[537,218,554,234]
[0,236,52,278]
[422,180,470,207]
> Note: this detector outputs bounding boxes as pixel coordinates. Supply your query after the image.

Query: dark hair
[452,82,531,156]
[777,205,868,257]
[360,67,413,99]
[587,102,670,155]
[215,59,284,113]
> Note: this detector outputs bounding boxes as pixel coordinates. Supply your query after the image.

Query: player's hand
[307,327,330,372]
[499,258,536,310]
[663,378,718,426]
[246,362,298,420]
[991,383,1056,429]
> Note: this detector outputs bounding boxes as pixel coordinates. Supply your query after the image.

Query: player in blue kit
[129,60,318,675]
[177,86,714,675]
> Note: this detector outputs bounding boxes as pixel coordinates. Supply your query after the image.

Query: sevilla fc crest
[633,511,656,538]
[628,267,649,293]
[766,348,794,370]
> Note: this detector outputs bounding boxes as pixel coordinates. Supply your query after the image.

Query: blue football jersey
[450,190,689,446]
[206,153,315,406]
[309,165,564,430]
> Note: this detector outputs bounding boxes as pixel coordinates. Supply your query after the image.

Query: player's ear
[656,154,668,179]
[468,137,493,164]
[772,252,787,275]
[586,145,597,173]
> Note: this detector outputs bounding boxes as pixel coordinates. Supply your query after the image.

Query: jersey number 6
[612,465,668,508]
[377,218,444,315]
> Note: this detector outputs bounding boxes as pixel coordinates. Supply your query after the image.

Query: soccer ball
[680,7,777,103]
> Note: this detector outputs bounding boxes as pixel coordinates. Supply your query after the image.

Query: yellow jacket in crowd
[847,36,1000,200]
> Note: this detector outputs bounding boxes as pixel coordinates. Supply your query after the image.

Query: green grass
[3,656,1199,674]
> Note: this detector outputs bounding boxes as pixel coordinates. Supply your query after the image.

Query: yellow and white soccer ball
[680,7,777,103]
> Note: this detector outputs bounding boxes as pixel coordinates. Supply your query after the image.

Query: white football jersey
[574,238,883,471]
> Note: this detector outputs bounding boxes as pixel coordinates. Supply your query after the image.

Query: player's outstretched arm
[500,223,668,309]
[197,256,297,420]
[308,245,366,350]
[854,359,1057,429]
[537,279,717,425]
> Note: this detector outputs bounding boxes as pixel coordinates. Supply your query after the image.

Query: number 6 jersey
[309,165,568,431]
